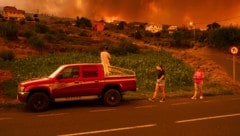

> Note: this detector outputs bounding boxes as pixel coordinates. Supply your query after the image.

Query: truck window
[58,66,79,79]
[82,65,98,78]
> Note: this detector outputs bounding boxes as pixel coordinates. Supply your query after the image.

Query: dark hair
[104,46,108,50]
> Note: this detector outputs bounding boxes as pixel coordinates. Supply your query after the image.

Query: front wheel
[27,92,50,112]
[103,89,122,106]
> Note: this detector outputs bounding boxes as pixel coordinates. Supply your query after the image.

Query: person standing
[149,65,166,102]
[100,46,111,75]
[191,66,204,99]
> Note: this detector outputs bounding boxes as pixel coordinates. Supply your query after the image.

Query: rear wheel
[103,89,121,106]
[27,92,50,112]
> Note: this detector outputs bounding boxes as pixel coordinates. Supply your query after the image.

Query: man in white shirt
[100,46,111,75]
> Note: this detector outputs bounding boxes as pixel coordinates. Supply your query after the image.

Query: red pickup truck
[17,63,136,112]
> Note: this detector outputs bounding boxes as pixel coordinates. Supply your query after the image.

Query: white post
[233,55,236,82]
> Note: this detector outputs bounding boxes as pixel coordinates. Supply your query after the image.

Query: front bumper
[17,92,29,102]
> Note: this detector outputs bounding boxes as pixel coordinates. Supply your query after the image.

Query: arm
[159,75,164,81]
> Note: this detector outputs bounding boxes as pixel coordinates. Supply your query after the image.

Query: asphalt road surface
[1,95,240,136]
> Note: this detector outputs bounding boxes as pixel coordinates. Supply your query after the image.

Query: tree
[75,16,92,28]
[0,20,18,40]
[207,26,240,49]
[117,21,126,30]
[207,22,221,30]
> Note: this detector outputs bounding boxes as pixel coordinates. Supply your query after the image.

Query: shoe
[200,96,204,99]
[159,98,165,102]
[148,98,156,102]
[191,96,196,100]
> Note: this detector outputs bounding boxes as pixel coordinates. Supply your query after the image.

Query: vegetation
[0,50,15,61]
[0,20,18,40]
[207,26,240,49]
[0,50,230,99]
[0,51,189,98]
[0,15,238,100]
[34,23,49,34]
[170,28,193,48]
[75,16,92,28]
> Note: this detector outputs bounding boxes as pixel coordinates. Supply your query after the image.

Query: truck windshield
[48,66,65,78]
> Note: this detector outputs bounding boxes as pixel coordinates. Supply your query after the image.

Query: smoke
[1,0,240,26]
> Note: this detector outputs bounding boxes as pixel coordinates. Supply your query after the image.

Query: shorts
[157,79,165,86]
[194,82,203,92]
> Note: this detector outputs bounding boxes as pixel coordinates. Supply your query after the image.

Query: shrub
[144,31,154,37]
[170,29,193,48]
[97,39,140,56]
[79,30,89,37]
[0,20,18,40]
[75,16,92,28]
[25,15,34,21]
[28,36,45,50]
[134,31,142,39]
[23,29,35,38]
[0,79,18,98]
[207,26,240,49]
[0,50,15,61]
[44,30,66,44]
[35,23,49,33]
[118,39,139,54]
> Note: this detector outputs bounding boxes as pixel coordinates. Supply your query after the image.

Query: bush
[23,29,35,38]
[0,79,18,98]
[207,26,240,49]
[0,50,15,61]
[170,29,193,48]
[79,30,89,37]
[28,36,45,50]
[110,39,139,56]
[75,16,92,28]
[35,23,49,33]
[0,20,18,40]
[134,31,142,39]
[25,15,34,21]
[44,30,66,44]
[119,39,139,54]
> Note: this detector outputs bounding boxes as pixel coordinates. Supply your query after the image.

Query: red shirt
[194,70,204,83]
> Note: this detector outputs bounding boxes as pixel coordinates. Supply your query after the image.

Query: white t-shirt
[100,51,111,65]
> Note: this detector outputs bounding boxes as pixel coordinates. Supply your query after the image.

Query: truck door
[79,65,101,95]
[53,66,81,98]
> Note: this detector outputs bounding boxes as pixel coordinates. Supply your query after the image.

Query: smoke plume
[1,0,240,27]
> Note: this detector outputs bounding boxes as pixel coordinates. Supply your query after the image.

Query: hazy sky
[1,0,240,27]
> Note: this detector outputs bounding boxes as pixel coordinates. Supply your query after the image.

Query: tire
[103,89,122,106]
[27,92,50,112]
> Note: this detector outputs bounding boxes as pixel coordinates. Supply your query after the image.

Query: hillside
[0,16,240,104]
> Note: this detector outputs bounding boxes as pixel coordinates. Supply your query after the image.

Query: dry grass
[168,46,240,94]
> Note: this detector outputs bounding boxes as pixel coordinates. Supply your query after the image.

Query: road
[201,48,240,82]
[0,95,240,136]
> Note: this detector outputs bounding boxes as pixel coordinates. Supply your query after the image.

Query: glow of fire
[104,16,120,23]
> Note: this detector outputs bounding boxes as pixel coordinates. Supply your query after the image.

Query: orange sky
[1,0,240,28]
